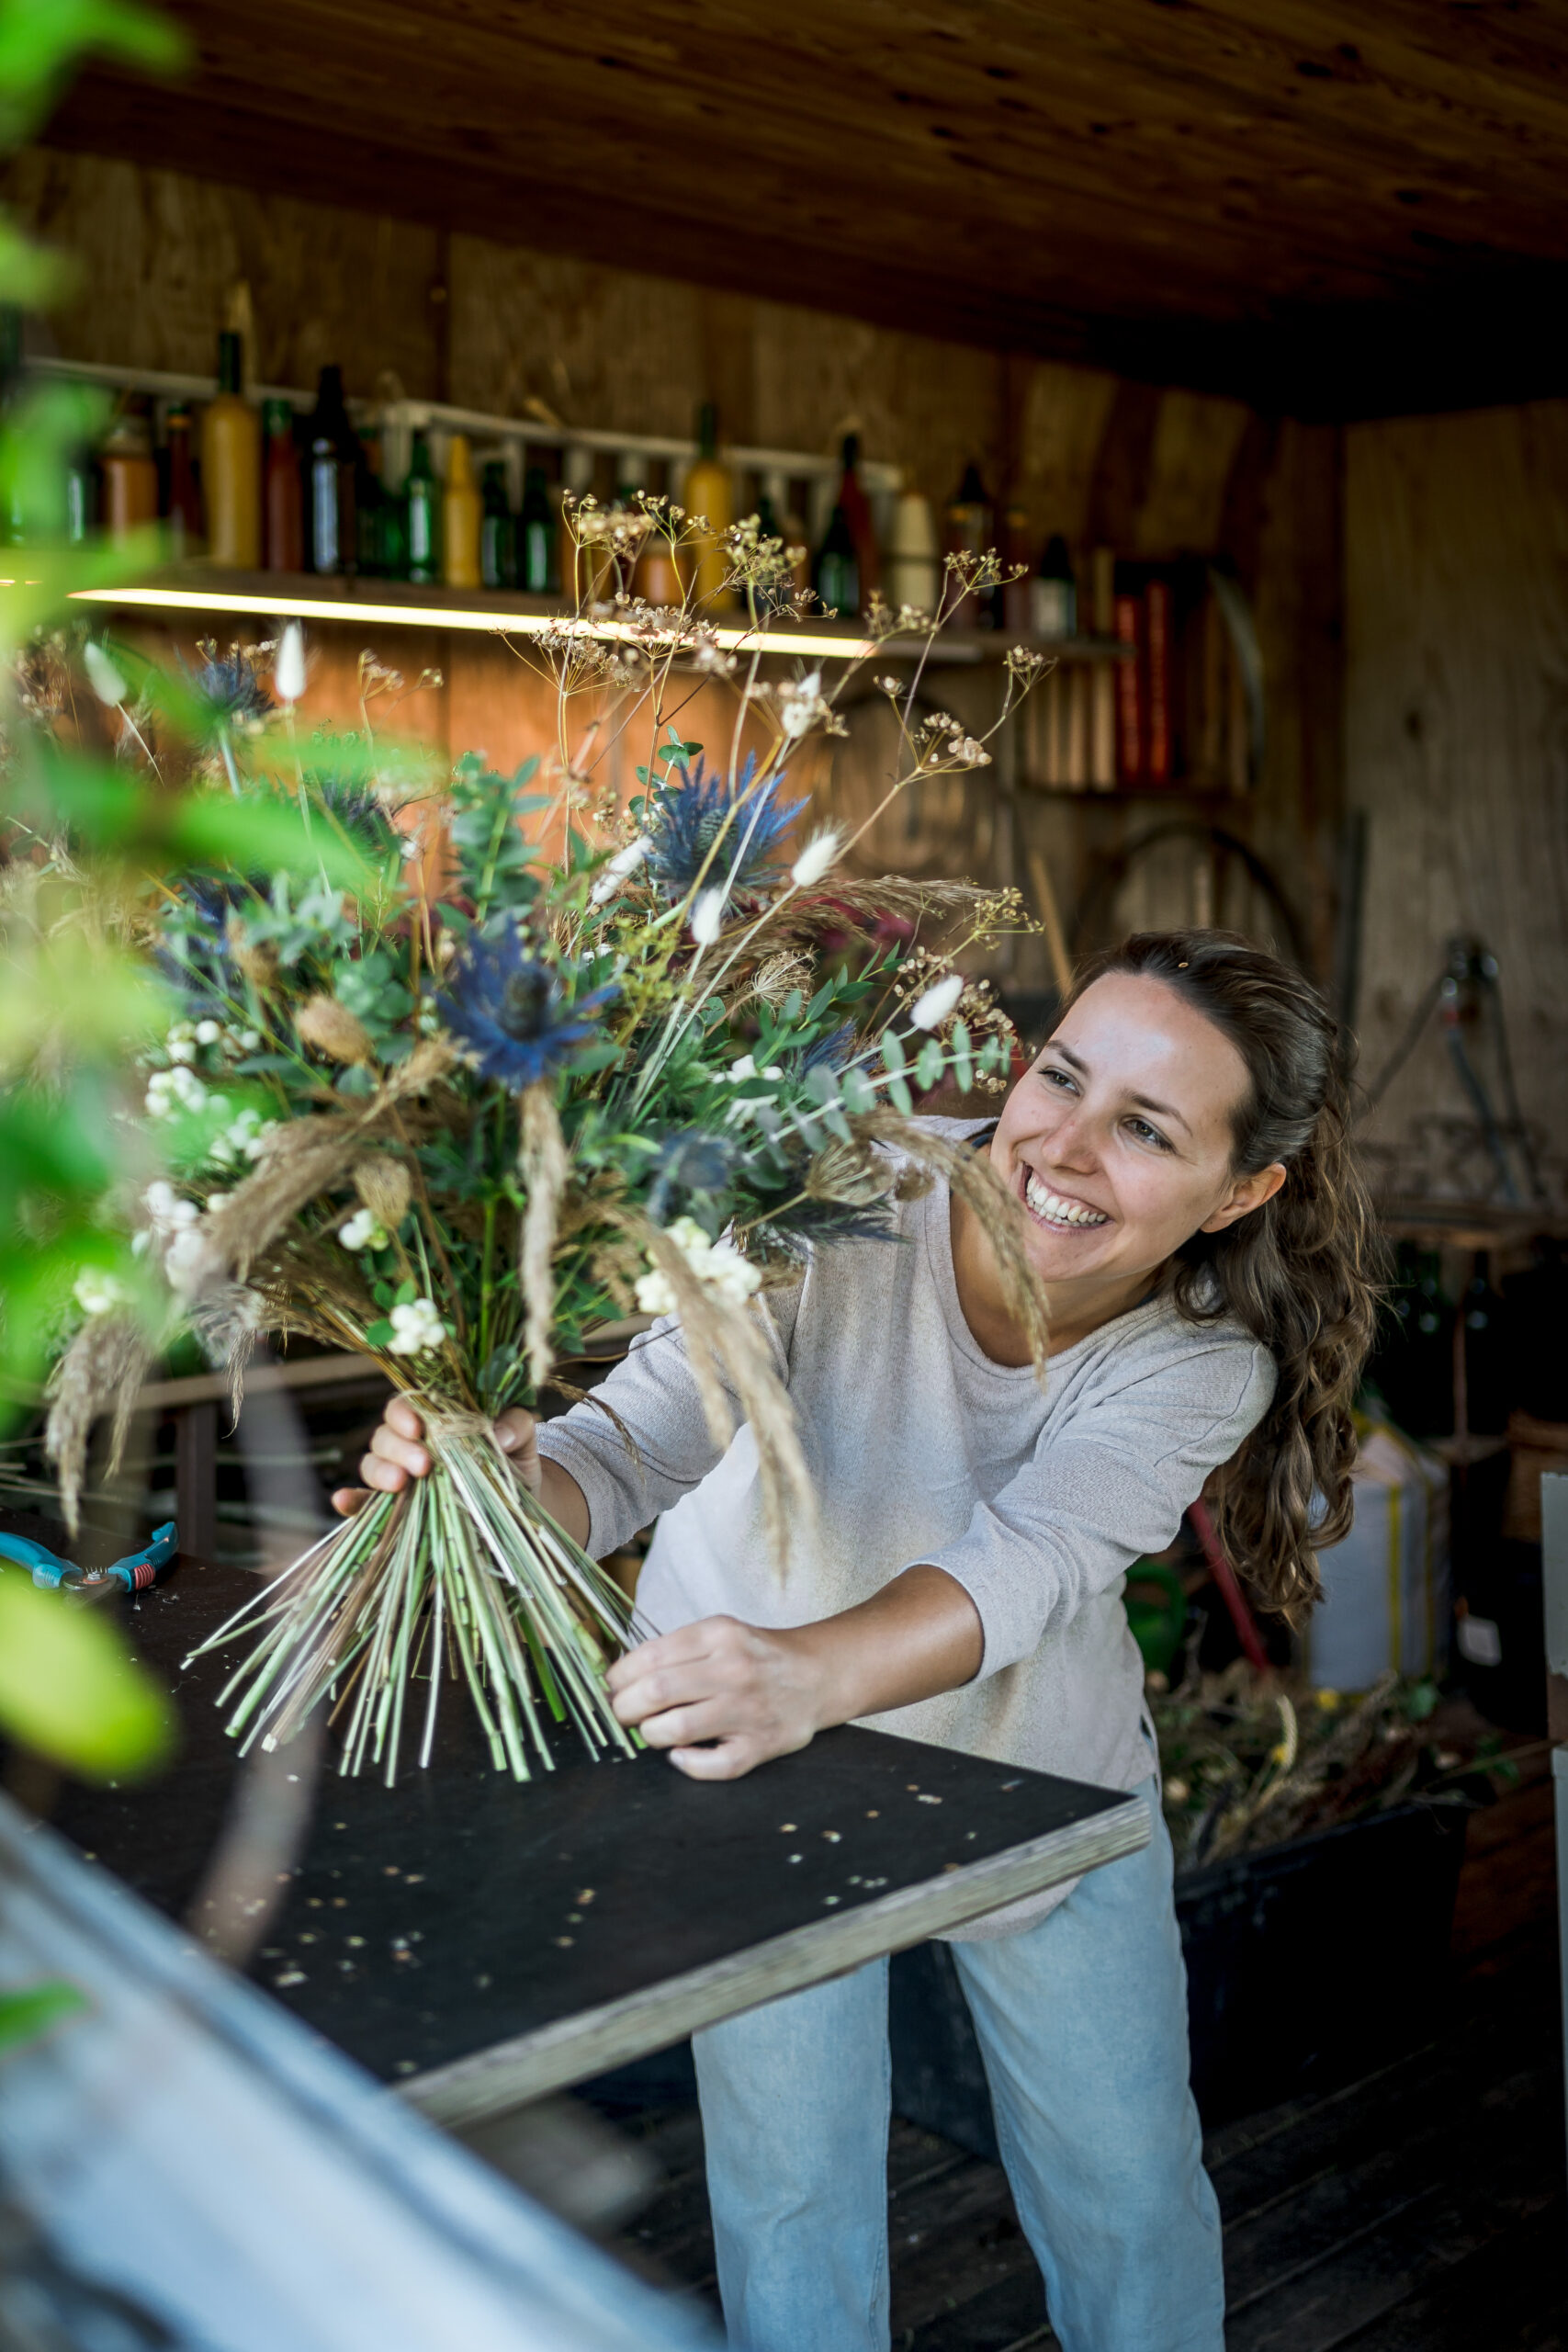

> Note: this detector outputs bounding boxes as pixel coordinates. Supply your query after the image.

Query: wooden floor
[603,1769,1566,2349]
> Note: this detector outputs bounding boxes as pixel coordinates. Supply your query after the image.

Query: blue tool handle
[105,1521,179,1592]
[0,1521,178,1591]
[0,1532,73,1588]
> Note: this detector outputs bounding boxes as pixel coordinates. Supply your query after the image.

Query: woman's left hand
[605,1616,826,1781]
[605,1565,986,1782]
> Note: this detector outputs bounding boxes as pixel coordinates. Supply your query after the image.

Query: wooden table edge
[401,1792,1150,2127]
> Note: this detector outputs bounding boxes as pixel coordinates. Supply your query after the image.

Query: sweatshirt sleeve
[922,1334,1276,1676]
[534,1283,801,1558]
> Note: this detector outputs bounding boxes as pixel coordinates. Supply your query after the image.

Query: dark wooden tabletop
[4,1506,1147,2125]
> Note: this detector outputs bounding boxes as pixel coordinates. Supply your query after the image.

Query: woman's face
[988,972,1286,1291]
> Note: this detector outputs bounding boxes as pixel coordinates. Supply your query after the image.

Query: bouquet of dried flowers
[37,503,1048,1783]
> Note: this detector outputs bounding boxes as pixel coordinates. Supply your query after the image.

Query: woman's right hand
[331,1396,541,1516]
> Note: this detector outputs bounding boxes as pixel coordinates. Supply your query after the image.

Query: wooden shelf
[1018,780,1245,803]
[1376,1197,1568,1250]
[72,568,1132,670]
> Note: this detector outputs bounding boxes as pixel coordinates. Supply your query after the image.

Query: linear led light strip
[68,582,880,662]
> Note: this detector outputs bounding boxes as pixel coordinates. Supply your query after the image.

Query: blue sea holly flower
[180,642,274,725]
[441,930,616,1091]
[647,1128,740,1224]
[646,752,807,910]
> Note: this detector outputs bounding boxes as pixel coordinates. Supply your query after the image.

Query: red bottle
[164,403,203,557]
[263,398,303,572]
[836,433,881,605]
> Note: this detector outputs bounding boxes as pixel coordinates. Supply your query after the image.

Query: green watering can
[1123,1560,1188,1677]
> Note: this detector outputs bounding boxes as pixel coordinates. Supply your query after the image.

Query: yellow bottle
[201,330,261,569]
[682,401,735,612]
[442,433,482,590]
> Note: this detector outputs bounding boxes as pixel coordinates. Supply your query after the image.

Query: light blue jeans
[692,1780,1221,2352]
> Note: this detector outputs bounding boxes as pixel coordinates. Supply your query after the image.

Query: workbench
[5,1509,1148,2130]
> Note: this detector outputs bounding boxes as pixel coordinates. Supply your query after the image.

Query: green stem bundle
[186,1429,638,1785]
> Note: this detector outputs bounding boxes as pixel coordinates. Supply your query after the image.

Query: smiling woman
[344,924,1381,2351]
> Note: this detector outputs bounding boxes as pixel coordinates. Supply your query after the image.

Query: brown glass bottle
[164,403,203,557]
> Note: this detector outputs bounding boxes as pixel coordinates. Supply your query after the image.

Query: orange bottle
[682,401,735,613]
[201,329,261,568]
[98,413,159,544]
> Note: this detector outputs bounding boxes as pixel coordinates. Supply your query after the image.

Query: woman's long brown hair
[1067,929,1382,1620]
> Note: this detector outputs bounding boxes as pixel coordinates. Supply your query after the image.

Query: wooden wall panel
[1248,419,1346,976]
[1133,390,1252,560]
[3,149,441,401]
[1345,401,1568,1197]
[446,230,1006,504]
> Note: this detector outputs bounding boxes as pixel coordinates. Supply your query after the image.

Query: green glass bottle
[813,499,860,617]
[519,463,555,594]
[404,427,440,584]
[480,458,517,590]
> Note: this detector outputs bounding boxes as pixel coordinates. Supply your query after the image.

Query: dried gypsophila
[863,593,938,639]
[577,502,654,557]
[747,669,845,742]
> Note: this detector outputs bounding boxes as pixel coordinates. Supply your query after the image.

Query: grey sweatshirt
[537,1119,1276,1936]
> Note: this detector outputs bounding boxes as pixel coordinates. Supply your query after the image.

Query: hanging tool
[1362,933,1545,1206]
[0,1521,178,1593]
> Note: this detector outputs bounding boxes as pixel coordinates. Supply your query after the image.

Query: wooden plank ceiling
[44,0,1568,418]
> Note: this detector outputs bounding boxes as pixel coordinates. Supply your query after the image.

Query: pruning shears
[0,1521,178,1594]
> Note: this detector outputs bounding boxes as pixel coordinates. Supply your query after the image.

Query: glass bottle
[1032,533,1077,641]
[200,330,261,568]
[559,445,610,605]
[518,463,555,594]
[262,399,302,572]
[614,449,648,596]
[64,443,94,545]
[836,432,880,606]
[946,460,996,628]
[354,421,386,578]
[1461,1250,1508,1436]
[305,364,356,576]
[479,458,516,591]
[813,499,860,618]
[164,402,203,558]
[683,401,735,612]
[442,433,482,589]
[404,426,440,583]
[1409,1250,1456,1437]
[886,491,939,614]
[98,413,160,545]
[1000,501,1033,636]
[635,458,684,605]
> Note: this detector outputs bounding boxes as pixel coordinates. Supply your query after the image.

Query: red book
[1145,575,1173,784]
[1113,588,1145,785]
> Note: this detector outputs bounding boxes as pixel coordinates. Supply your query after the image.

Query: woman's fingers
[385,1396,427,1442]
[606,1616,820,1781]
[491,1407,543,1498]
[367,1418,431,1483]
[668,1736,764,1782]
[331,1485,371,1518]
